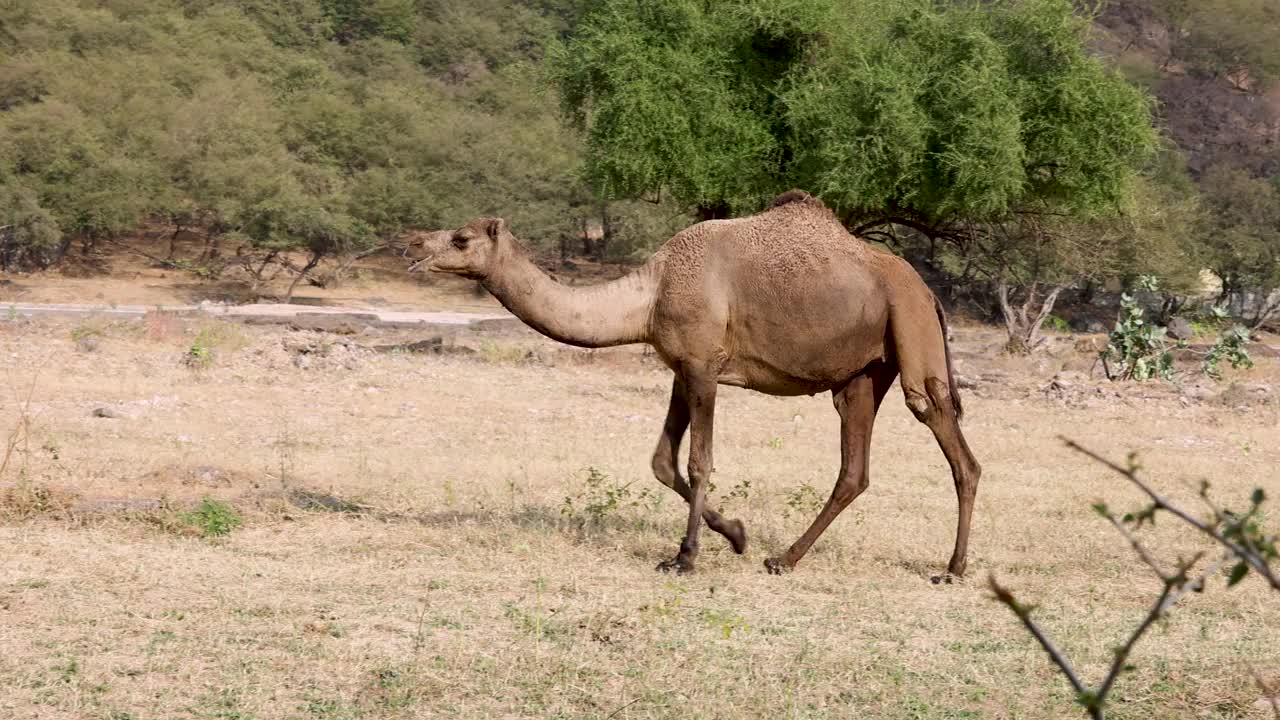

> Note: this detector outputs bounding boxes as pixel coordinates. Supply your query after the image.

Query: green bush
[1202,326,1254,380]
[178,497,244,538]
[1100,278,1178,382]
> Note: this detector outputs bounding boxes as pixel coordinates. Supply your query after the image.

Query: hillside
[1096,1,1280,178]
[1,0,1277,318]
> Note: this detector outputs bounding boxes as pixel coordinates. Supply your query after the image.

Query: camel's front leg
[657,371,716,574]
[652,376,747,553]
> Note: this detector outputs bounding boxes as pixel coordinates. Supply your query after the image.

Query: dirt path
[4,300,516,329]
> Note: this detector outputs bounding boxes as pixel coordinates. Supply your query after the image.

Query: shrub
[1201,326,1254,380]
[1100,277,1178,382]
[177,497,243,538]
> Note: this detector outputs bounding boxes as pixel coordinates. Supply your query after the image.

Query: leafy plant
[700,608,750,639]
[561,466,661,528]
[782,481,825,520]
[183,341,213,370]
[722,478,752,509]
[1201,326,1254,380]
[1100,277,1179,381]
[178,497,244,538]
[1043,315,1071,333]
[990,440,1278,720]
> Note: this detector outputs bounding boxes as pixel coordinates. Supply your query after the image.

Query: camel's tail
[934,294,964,422]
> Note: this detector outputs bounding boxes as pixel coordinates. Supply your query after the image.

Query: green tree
[321,0,416,44]
[551,0,1160,348]
[1199,165,1280,327]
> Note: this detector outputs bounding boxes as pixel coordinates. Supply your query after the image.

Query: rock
[183,466,232,488]
[955,375,979,390]
[91,406,122,419]
[1179,382,1216,403]
[371,337,476,356]
[288,489,366,514]
[1069,316,1110,334]
[288,312,378,335]
[1166,317,1195,341]
[73,498,161,513]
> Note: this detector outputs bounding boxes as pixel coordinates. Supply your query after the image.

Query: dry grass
[0,315,1278,719]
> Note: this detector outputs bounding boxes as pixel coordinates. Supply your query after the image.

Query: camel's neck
[482,246,659,349]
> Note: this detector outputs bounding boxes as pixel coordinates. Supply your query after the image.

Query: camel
[408,191,981,578]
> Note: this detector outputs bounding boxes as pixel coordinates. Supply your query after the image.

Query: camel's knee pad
[905,378,952,422]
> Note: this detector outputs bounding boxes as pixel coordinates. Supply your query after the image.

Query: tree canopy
[552,0,1157,225]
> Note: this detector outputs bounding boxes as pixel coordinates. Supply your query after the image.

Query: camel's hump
[768,189,825,210]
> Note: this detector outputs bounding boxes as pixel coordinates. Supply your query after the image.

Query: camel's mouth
[407,258,476,277]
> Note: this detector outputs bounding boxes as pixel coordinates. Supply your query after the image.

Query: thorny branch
[1062,438,1279,591]
[988,439,1278,720]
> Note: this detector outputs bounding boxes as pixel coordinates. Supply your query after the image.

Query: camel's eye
[451,234,470,249]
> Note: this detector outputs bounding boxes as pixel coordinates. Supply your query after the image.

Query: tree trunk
[284,250,323,303]
[167,222,183,261]
[596,203,612,262]
[0,224,12,272]
[997,280,1066,354]
[247,250,279,296]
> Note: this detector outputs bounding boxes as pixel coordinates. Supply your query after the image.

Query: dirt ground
[2,250,1279,719]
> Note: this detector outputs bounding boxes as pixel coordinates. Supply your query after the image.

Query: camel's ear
[486,217,506,241]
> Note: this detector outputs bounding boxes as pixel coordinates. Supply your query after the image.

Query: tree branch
[987,576,1091,706]
[1061,438,1280,590]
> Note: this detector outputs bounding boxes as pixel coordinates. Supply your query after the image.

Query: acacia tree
[1199,166,1280,328]
[551,0,1161,350]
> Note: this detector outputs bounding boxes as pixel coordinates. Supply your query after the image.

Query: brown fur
[410,195,982,579]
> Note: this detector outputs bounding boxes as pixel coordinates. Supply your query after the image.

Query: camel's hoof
[930,573,958,585]
[656,557,694,575]
[763,557,791,575]
[726,519,748,555]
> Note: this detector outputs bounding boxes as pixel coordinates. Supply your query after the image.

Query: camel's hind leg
[904,377,981,579]
[764,362,897,574]
[652,376,747,554]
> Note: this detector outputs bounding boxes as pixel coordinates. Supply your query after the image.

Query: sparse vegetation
[0,317,1277,718]
[781,481,825,520]
[991,440,1278,720]
[1202,326,1256,380]
[561,465,661,529]
[176,497,244,538]
[1100,277,1179,382]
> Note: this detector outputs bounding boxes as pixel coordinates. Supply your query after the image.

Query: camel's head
[406,217,511,280]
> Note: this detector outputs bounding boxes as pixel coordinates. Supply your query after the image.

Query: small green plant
[561,466,659,528]
[184,323,248,369]
[69,322,105,352]
[723,478,752,508]
[1044,314,1070,333]
[782,481,825,519]
[767,436,784,449]
[184,340,213,369]
[1099,277,1179,382]
[1201,325,1254,380]
[178,497,243,538]
[700,608,750,639]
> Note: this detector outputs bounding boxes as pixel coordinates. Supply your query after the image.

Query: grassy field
[1,310,1278,719]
